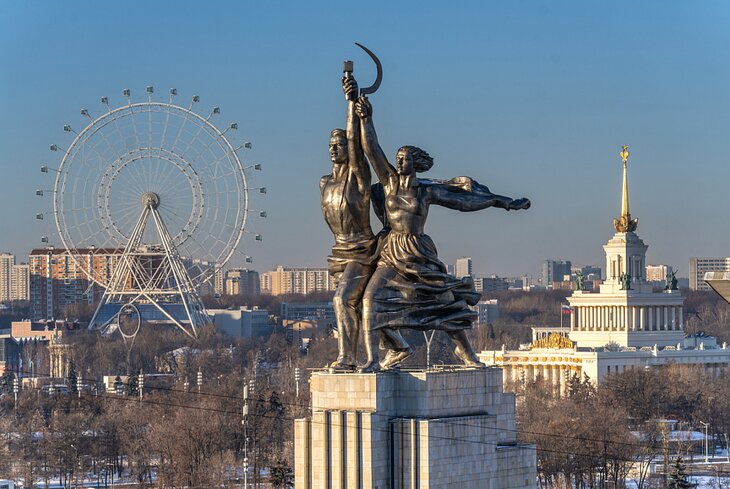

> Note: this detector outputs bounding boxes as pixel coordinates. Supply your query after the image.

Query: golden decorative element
[529,333,575,350]
[613,144,638,232]
[620,145,629,164]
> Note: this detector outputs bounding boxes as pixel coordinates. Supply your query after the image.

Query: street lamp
[294,367,300,398]
[700,421,709,464]
[242,383,249,489]
[12,374,19,411]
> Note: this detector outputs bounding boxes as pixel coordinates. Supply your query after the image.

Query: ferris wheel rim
[52,99,250,288]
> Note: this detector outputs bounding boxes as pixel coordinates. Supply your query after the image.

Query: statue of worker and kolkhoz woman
[320,45,530,373]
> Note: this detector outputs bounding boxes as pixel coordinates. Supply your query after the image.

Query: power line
[4,366,714,463]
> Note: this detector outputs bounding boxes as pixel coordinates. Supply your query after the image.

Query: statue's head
[329,129,348,165]
[396,146,433,175]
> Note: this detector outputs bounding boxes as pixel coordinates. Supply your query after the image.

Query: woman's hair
[330,128,347,140]
[398,145,433,172]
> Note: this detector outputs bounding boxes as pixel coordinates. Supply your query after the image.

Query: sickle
[355,42,382,96]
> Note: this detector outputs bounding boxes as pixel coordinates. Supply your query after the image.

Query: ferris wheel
[41,86,263,337]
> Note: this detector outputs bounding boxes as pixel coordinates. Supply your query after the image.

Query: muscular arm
[426,183,530,212]
[357,97,396,185]
[346,97,371,194]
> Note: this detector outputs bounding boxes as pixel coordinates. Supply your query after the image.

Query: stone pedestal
[295,368,536,489]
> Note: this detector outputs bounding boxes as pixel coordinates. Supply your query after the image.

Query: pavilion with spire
[567,145,684,349]
[479,146,730,389]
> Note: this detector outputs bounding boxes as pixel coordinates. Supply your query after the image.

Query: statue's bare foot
[454,346,486,368]
[380,347,413,370]
[328,358,356,371]
[357,360,380,373]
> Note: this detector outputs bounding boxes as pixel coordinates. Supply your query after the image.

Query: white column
[631,306,637,331]
[591,306,596,331]
[648,306,653,331]
[586,306,593,331]
[656,307,661,331]
[639,307,645,331]
[570,308,576,330]
[578,307,584,331]
[590,306,595,331]
[679,306,684,329]
[610,306,615,331]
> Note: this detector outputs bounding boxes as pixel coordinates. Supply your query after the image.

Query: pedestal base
[295,368,536,489]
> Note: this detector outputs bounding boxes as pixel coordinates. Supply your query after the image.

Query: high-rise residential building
[29,247,122,320]
[224,268,260,295]
[454,257,473,279]
[260,265,336,295]
[0,253,14,302]
[214,267,225,295]
[470,299,500,326]
[689,258,730,291]
[646,264,673,284]
[11,264,29,301]
[541,259,572,287]
[0,253,31,302]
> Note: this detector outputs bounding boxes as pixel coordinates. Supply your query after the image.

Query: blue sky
[1,1,729,278]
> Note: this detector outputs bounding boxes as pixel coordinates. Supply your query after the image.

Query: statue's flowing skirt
[373,231,479,331]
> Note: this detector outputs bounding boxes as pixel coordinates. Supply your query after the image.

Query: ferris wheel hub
[141,192,160,209]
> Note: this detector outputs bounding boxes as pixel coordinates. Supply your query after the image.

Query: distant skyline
[2,1,730,278]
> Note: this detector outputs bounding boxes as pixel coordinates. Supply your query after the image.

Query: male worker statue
[320,73,383,369]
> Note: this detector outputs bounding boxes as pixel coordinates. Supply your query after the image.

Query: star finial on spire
[620,145,629,165]
[613,144,638,233]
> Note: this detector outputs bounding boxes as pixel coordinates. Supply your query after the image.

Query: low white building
[209,306,272,338]
[480,148,730,389]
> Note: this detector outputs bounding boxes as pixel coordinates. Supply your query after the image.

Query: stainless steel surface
[322,48,530,371]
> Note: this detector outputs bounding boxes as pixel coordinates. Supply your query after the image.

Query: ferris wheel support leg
[149,207,207,337]
[88,207,151,332]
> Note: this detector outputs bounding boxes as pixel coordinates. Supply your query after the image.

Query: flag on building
[561,304,573,315]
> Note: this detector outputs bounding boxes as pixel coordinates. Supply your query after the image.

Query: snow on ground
[627,476,730,489]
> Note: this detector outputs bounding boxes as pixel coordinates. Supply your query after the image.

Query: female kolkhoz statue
[355,96,530,371]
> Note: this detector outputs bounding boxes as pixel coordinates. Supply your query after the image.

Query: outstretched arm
[427,182,531,212]
[343,77,370,194]
[356,96,396,185]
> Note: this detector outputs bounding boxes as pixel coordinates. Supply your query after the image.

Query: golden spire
[613,145,638,233]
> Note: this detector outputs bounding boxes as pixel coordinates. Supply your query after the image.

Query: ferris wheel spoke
[113,205,143,233]
[169,105,194,159]
[115,159,150,197]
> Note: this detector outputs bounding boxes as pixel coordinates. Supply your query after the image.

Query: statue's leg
[359,267,396,372]
[378,329,411,369]
[331,262,373,369]
[447,330,486,368]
